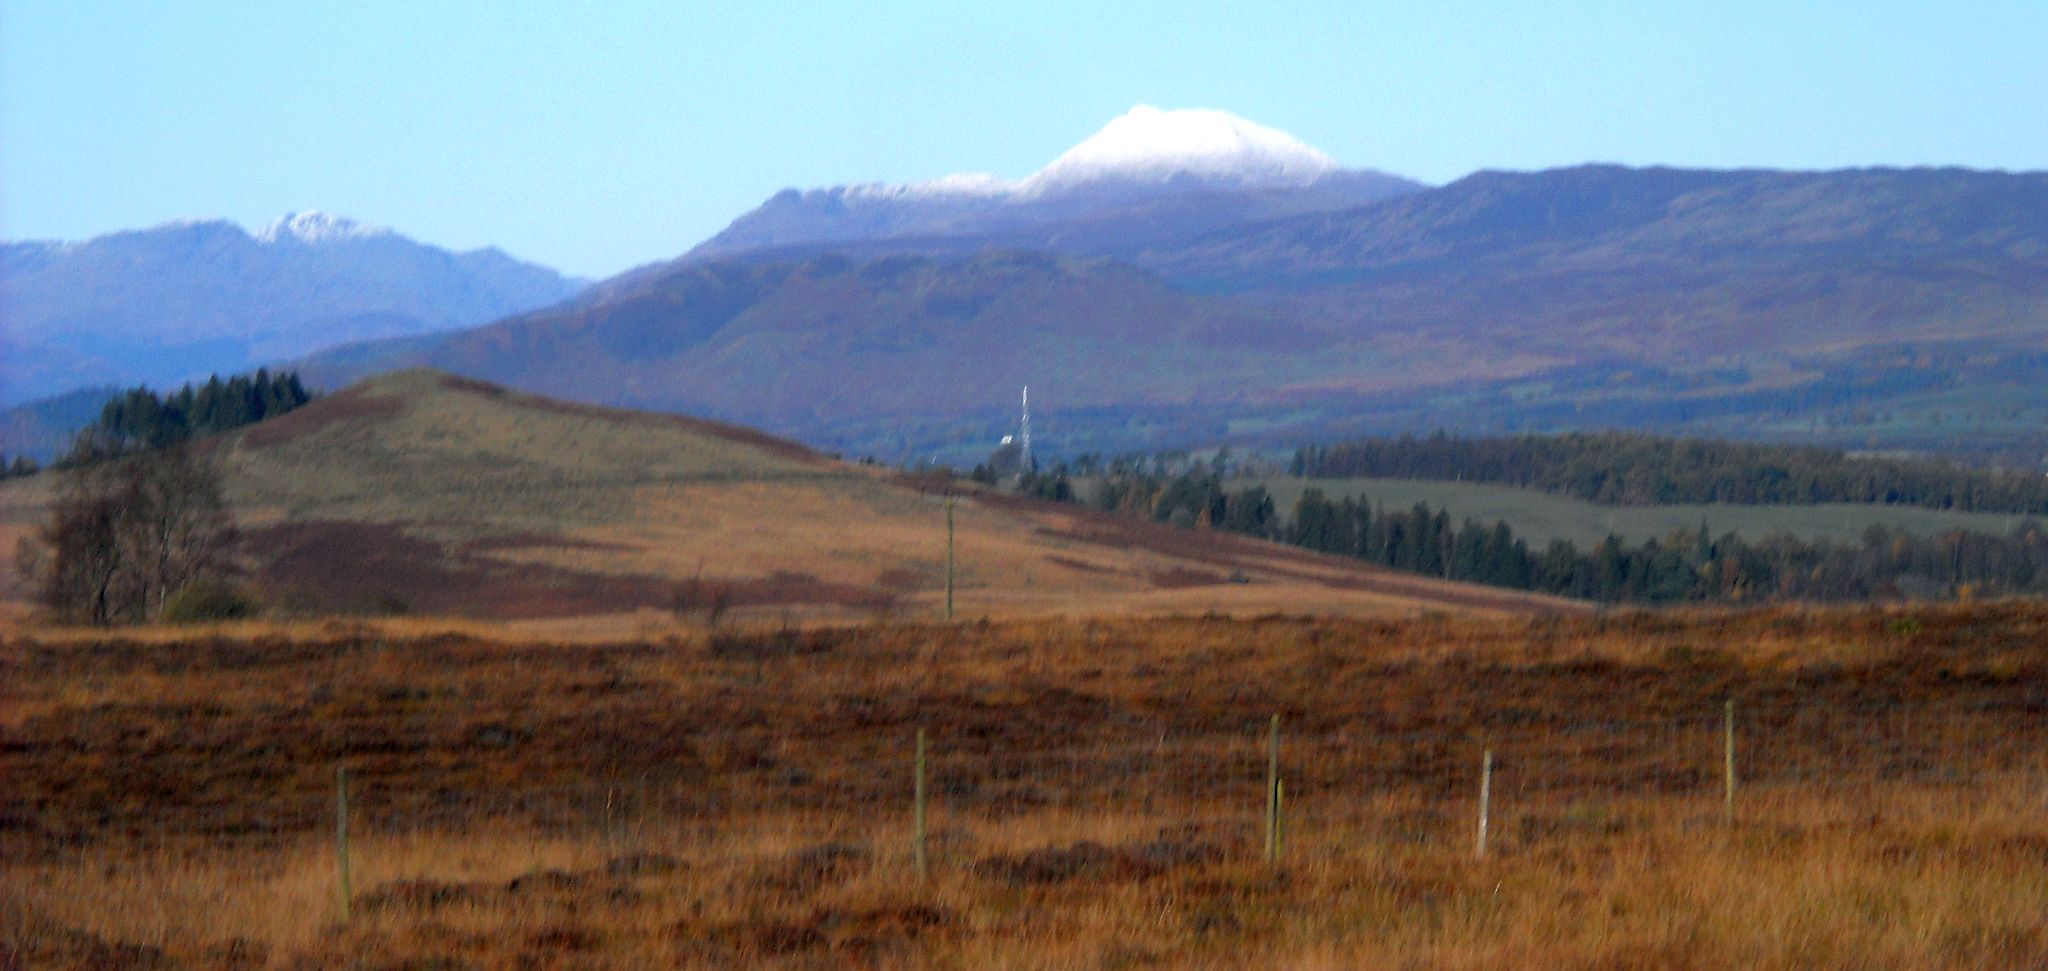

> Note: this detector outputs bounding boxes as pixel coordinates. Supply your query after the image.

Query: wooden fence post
[336,765,353,922]
[914,728,929,877]
[1475,748,1492,860]
[1276,778,1286,858]
[1265,714,1281,863]
[1723,698,1736,827]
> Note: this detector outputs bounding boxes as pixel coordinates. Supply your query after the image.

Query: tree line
[1276,487,2048,604]
[71,369,312,459]
[1019,467,2048,605]
[12,370,309,624]
[1291,432,2048,513]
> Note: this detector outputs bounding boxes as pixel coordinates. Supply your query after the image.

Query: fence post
[336,765,353,922]
[914,728,929,878]
[1723,698,1736,827]
[1265,714,1281,863]
[1276,778,1287,858]
[1475,748,1492,860]
[945,496,955,622]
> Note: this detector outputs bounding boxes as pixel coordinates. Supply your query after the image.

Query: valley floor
[4,605,2047,968]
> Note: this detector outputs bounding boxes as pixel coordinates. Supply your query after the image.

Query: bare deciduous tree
[28,444,236,625]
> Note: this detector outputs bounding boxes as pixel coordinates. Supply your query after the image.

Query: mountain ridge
[687,106,1425,261]
[0,214,586,406]
[298,161,2048,466]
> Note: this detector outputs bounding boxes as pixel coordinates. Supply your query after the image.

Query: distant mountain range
[301,108,2048,464]
[0,212,583,406]
[13,106,2048,466]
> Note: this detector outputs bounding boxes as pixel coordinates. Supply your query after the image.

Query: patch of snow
[256,211,392,244]
[843,172,1016,200]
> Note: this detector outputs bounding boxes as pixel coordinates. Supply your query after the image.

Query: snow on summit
[1021,105,1340,193]
[257,211,392,244]
[858,106,1344,200]
[690,106,1414,260]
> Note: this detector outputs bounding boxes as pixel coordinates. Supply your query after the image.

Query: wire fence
[7,695,2044,872]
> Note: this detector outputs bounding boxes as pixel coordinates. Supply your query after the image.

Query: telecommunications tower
[1020,386,1033,472]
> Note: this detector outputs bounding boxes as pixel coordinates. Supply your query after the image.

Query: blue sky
[3,1,2042,278]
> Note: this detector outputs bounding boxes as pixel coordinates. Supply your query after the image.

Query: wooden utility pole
[944,495,955,622]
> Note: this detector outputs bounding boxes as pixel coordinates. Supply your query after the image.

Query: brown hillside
[0,370,1578,626]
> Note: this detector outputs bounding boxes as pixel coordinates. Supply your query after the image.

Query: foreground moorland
[5,603,2047,968]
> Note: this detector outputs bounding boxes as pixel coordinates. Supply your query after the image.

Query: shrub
[161,580,257,623]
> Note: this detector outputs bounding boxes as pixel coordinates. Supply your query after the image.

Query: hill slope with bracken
[0,370,1577,624]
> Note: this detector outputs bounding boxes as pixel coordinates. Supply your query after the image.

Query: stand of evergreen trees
[1292,432,2048,513]
[1274,488,2048,604]
[0,454,39,479]
[64,370,313,461]
[1025,466,2048,605]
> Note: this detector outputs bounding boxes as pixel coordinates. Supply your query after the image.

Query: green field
[1249,477,2036,548]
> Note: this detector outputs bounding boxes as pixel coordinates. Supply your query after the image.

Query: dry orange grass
[5,603,2048,967]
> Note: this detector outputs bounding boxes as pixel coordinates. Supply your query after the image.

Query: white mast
[1021,386,1033,472]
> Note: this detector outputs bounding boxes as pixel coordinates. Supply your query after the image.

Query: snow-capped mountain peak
[1021,105,1339,194]
[687,106,1419,259]
[845,106,1345,201]
[256,211,392,244]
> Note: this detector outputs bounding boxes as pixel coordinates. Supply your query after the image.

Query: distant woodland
[65,370,312,460]
[1291,432,2048,513]
[1023,438,2048,605]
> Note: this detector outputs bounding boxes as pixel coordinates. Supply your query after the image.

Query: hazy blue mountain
[0,385,119,463]
[0,212,584,405]
[1140,164,2048,358]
